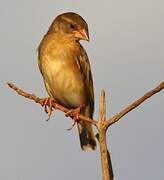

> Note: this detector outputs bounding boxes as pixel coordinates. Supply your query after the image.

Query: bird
[38,12,96,150]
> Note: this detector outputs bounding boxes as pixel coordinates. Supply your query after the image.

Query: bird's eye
[70,24,75,29]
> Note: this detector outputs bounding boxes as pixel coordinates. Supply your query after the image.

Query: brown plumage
[38,12,96,150]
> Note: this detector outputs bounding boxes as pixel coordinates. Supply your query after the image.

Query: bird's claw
[67,120,77,131]
[65,109,79,119]
[66,104,85,130]
[65,104,85,119]
[40,97,54,121]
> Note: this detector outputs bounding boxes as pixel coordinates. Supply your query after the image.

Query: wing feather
[76,45,94,116]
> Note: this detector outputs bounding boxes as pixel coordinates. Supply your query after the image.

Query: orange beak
[73,29,89,41]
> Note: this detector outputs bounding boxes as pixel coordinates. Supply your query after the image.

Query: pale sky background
[0,0,164,180]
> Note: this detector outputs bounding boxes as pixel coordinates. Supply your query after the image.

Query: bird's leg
[40,97,54,121]
[66,104,85,130]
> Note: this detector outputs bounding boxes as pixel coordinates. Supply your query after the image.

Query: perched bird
[38,12,96,150]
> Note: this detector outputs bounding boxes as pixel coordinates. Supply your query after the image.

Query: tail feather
[77,121,96,151]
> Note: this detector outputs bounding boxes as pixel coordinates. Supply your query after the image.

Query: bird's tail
[77,121,96,151]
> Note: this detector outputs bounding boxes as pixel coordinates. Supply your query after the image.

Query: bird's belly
[44,61,86,108]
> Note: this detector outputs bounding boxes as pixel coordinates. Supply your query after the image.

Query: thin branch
[99,90,106,122]
[7,82,98,127]
[7,81,164,180]
[106,81,164,128]
[98,90,110,180]
[96,133,114,180]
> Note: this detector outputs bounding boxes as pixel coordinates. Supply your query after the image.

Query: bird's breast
[41,47,86,108]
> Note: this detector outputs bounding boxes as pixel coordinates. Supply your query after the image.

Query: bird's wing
[76,45,94,115]
[75,45,96,150]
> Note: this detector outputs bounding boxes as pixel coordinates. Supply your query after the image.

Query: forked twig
[7,81,164,180]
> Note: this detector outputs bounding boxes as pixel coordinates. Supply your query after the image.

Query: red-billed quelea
[38,12,96,150]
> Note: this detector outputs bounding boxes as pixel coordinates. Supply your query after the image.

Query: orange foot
[65,104,85,130]
[40,97,54,121]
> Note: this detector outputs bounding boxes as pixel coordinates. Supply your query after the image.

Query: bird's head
[47,12,89,41]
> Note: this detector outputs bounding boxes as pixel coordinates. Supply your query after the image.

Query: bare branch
[98,90,113,180]
[99,90,106,122]
[7,81,164,180]
[106,81,164,128]
[7,82,98,127]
